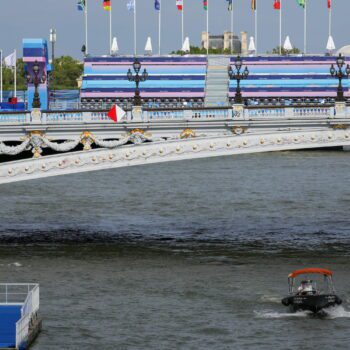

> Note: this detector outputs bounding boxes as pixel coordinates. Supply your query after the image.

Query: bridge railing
[0,104,345,125]
[244,105,335,119]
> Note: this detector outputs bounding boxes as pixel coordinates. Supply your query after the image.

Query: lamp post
[127,58,148,106]
[330,54,350,102]
[26,61,46,109]
[228,56,249,104]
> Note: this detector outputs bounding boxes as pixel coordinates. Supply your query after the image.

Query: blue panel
[0,305,22,348]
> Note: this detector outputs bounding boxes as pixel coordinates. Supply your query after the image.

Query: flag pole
[134,0,137,55]
[207,0,209,56]
[14,50,17,98]
[182,0,184,48]
[85,0,88,54]
[0,50,2,104]
[304,0,307,54]
[255,0,258,55]
[279,0,282,55]
[159,0,161,56]
[109,2,112,54]
[329,6,332,37]
[231,2,234,55]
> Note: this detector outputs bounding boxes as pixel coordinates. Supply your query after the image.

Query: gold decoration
[130,128,145,135]
[180,128,196,139]
[332,124,348,130]
[80,131,95,151]
[232,126,246,135]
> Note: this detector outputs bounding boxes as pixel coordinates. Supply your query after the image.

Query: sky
[0,0,349,58]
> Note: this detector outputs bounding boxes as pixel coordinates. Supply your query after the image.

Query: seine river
[0,151,349,349]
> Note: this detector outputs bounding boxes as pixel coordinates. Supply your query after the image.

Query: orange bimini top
[288,268,333,279]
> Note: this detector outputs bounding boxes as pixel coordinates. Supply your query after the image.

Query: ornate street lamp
[127,58,148,106]
[228,56,249,104]
[26,60,47,109]
[330,53,350,102]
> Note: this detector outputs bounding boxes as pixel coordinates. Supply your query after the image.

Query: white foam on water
[260,295,282,304]
[324,305,350,319]
[8,262,22,267]
[254,310,311,319]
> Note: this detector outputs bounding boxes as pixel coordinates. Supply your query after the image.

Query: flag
[176,0,183,10]
[127,0,135,12]
[203,0,207,10]
[77,0,85,11]
[273,0,281,10]
[227,0,233,11]
[251,0,256,11]
[4,52,16,68]
[327,0,331,9]
[103,0,111,11]
[154,0,160,11]
[296,0,305,8]
[107,105,126,122]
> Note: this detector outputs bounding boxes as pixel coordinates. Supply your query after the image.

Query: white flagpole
[0,50,2,103]
[255,0,258,55]
[14,50,17,98]
[304,0,307,54]
[206,0,209,56]
[85,0,89,54]
[109,3,112,54]
[231,2,234,55]
[279,0,282,55]
[134,0,137,55]
[182,0,184,48]
[159,0,161,56]
[329,7,332,37]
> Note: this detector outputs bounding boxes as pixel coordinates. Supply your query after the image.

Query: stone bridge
[1,128,349,185]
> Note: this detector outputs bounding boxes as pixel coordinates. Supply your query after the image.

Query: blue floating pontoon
[0,284,41,349]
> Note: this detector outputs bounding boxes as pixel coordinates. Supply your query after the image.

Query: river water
[0,151,349,349]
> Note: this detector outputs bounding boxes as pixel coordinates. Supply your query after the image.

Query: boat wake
[255,305,350,319]
[254,310,311,319]
[323,305,350,319]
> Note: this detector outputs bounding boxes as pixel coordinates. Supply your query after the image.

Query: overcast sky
[0,0,349,58]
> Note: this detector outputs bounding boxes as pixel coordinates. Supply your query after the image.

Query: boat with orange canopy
[281,268,342,313]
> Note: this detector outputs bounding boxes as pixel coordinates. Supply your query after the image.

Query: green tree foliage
[171,46,237,55]
[1,56,83,91]
[2,58,26,91]
[51,56,83,90]
[269,46,301,55]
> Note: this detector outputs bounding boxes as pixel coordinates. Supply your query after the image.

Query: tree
[171,46,238,55]
[269,46,301,55]
[51,56,83,90]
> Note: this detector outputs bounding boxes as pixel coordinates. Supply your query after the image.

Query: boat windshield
[297,280,318,295]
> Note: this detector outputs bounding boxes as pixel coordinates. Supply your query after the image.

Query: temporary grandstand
[79,55,349,110]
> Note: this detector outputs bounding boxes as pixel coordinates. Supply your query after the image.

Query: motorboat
[281,268,342,313]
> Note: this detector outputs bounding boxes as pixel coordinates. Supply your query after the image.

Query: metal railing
[15,284,40,349]
[0,283,37,304]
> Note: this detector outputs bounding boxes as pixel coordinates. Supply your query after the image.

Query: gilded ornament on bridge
[130,128,145,135]
[232,126,246,135]
[180,128,196,139]
[80,131,96,151]
[332,124,348,130]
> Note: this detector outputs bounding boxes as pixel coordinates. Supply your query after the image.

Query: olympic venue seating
[229,56,350,98]
[80,56,350,108]
[81,56,207,108]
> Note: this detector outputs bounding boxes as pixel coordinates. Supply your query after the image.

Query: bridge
[0,103,349,184]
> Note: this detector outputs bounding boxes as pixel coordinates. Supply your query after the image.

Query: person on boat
[297,280,315,295]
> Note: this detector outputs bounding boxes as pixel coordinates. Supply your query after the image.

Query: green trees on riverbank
[2,56,83,91]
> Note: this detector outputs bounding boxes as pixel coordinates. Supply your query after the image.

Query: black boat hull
[282,294,342,313]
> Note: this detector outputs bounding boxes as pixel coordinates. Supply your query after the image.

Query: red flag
[327,0,331,9]
[107,104,126,122]
[274,0,281,10]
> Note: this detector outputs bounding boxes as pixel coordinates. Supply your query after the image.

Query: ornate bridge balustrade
[0,104,348,161]
[0,104,345,126]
